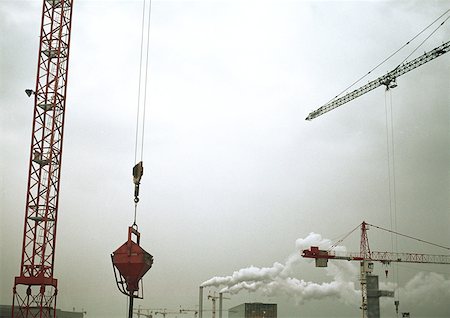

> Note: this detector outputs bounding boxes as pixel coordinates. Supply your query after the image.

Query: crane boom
[306,40,450,121]
[302,247,450,265]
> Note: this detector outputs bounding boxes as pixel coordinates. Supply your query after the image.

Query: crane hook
[132,161,144,228]
[133,161,144,204]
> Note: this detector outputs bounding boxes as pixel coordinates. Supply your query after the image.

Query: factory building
[0,305,84,318]
[228,303,277,318]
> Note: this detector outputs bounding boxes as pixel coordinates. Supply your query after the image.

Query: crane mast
[305,40,450,121]
[13,0,74,317]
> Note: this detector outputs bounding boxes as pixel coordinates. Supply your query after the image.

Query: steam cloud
[380,271,450,314]
[201,233,360,304]
[201,233,450,312]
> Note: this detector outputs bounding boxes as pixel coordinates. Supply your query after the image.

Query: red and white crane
[302,221,450,318]
[12,1,74,317]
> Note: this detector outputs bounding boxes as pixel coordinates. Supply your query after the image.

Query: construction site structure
[305,40,450,121]
[153,309,184,318]
[138,307,213,318]
[199,287,231,318]
[366,274,395,318]
[179,308,199,318]
[135,308,191,318]
[134,307,166,318]
[302,221,450,318]
[12,1,74,317]
[207,292,230,318]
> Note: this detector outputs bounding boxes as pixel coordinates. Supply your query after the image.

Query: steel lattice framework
[302,221,450,318]
[305,40,450,121]
[13,0,74,317]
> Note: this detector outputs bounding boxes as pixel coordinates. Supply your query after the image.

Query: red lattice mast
[13,1,74,317]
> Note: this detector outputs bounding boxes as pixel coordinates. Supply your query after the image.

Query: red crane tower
[302,221,450,318]
[12,0,74,317]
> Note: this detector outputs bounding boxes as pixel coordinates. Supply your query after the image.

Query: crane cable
[384,87,401,309]
[367,222,450,251]
[324,9,450,107]
[379,10,450,312]
[384,90,397,252]
[132,0,153,228]
[395,11,450,69]
[328,223,361,252]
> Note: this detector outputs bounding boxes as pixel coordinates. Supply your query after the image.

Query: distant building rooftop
[228,302,277,318]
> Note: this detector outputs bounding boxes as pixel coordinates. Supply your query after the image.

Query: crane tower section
[13,0,74,317]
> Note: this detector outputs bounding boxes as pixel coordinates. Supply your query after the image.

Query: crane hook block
[133,161,143,203]
[133,161,144,185]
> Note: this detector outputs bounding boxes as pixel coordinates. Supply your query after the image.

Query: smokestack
[219,292,223,318]
[199,286,203,318]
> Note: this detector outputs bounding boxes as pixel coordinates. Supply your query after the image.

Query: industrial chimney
[199,286,204,318]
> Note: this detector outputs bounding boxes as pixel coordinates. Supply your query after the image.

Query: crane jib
[306,40,450,121]
[302,247,450,265]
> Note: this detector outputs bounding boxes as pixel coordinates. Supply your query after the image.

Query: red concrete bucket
[111,226,153,296]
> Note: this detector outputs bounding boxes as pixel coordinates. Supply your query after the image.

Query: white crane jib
[305,40,450,121]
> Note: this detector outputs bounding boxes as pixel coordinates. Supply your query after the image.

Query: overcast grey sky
[1,1,449,318]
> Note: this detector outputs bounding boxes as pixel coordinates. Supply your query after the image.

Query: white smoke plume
[201,233,360,305]
[201,232,450,313]
[401,271,450,303]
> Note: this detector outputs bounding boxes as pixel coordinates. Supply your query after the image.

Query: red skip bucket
[111,226,153,296]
